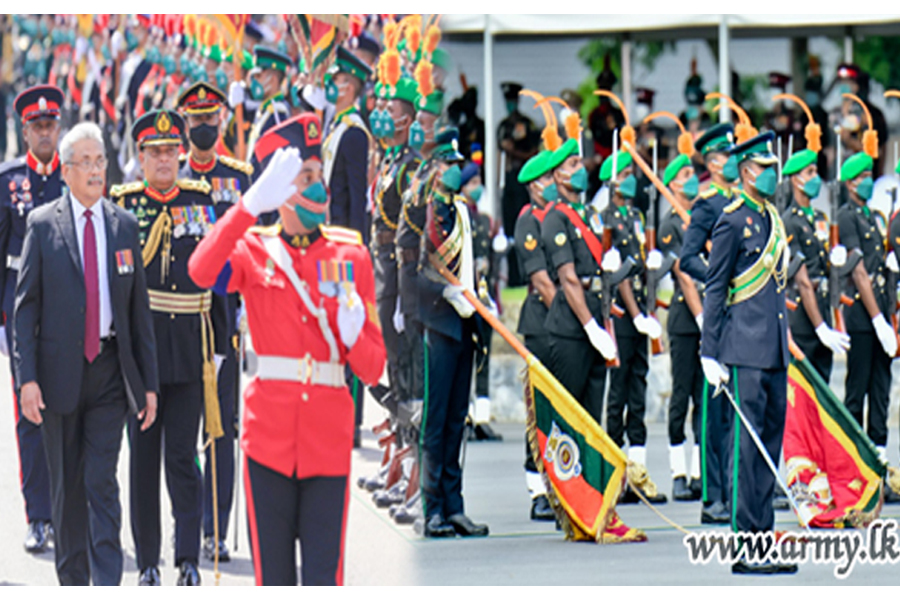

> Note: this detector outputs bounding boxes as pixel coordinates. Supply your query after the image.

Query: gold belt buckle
[298,353,313,384]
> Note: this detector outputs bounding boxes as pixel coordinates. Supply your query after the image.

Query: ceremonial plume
[706,92,757,144]
[643,111,695,156]
[773,93,822,153]
[594,89,635,148]
[519,89,561,152]
[843,93,878,159]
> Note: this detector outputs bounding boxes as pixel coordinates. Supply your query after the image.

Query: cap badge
[38,97,47,111]
[156,112,172,133]
[198,88,207,100]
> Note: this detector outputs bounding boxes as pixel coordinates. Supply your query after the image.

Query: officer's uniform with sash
[781,148,833,380]
[838,152,893,452]
[0,85,65,543]
[176,81,254,558]
[700,133,790,536]
[246,47,292,163]
[679,123,737,523]
[112,110,227,576]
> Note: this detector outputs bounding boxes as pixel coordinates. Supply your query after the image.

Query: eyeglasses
[68,158,108,171]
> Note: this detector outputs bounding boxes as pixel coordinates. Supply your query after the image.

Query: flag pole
[234,25,247,162]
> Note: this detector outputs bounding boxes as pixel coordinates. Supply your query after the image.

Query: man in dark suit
[14,122,159,585]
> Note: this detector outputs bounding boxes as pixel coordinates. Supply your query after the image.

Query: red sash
[554,202,604,267]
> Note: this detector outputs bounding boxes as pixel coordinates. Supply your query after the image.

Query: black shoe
[177,562,201,586]
[202,536,231,563]
[422,514,456,538]
[138,566,161,586]
[393,507,418,525]
[689,478,703,500]
[474,423,503,441]
[701,501,730,524]
[620,486,667,504]
[530,495,556,521]
[24,521,48,554]
[373,485,406,508]
[732,560,798,575]
[672,476,694,501]
[446,513,489,537]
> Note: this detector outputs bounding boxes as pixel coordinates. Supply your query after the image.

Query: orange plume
[773,93,821,153]
[564,112,582,142]
[414,60,434,98]
[521,89,562,152]
[644,110,694,156]
[382,48,402,88]
[707,92,757,144]
[404,19,422,55]
[423,24,441,56]
[183,14,196,39]
[593,89,635,148]
[383,19,399,50]
[844,93,878,159]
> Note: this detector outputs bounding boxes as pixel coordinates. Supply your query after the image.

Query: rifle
[826,178,855,332]
[643,157,673,355]
[887,184,900,356]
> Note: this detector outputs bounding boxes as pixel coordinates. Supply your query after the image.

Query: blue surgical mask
[162,55,175,74]
[294,182,329,229]
[801,174,822,199]
[381,113,396,139]
[179,55,191,75]
[856,176,874,201]
[723,155,739,182]
[325,78,339,104]
[839,84,852,96]
[681,175,699,199]
[369,109,384,138]
[542,182,558,203]
[442,165,462,192]
[470,185,484,202]
[618,174,637,199]
[804,91,821,107]
[250,76,265,101]
[409,120,425,150]
[126,29,139,51]
[749,167,778,198]
[568,167,588,192]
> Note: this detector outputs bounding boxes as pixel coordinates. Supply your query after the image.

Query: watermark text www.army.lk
[683,519,900,578]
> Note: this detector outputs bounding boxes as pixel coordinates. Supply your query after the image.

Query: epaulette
[321,225,363,245]
[699,188,717,200]
[218,155,254,176]
[110,181,145,198]
[248,223,282,237]
[178,153,188,163]
[176,178,212,194]
[0,156,26,179]
[723,196,744,214]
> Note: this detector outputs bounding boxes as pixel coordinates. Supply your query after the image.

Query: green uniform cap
[431,48,452,72]
[416,90,444,115]
[225,49,254,72]
[783,149,817,176]
[694,122,735,156]
[599,150,633,182]
[546,138,580,172]
[253,45,291,73]
[381,77,419,105]
[663,154,692,186]
[730,131,778,166]
[432,126,465,162]
[333,46,372,83]
[204,45,223,64]
[518,150,553,184]
[841,152,873,182]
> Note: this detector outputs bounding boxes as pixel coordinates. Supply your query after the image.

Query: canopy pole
[718,15,731,123]
[621,34,633,117]
[483,14,498,221]
[844,26,854,63]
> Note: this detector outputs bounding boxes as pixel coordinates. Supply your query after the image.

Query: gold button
[778,313,783,319]
[300,249,306,256]
[302,392,309,402]
[170,314,175,320]
[302,315,307,323]
[171,284,177,291]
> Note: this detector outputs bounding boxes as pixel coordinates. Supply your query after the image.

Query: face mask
[381,113,397,139]
[289,84,301,107]
[195,69,209,84]
[685,106,699,121]
[369,109,384,138]
[162,55,175,74]
[146,47,160,65]
[681,175,699,199]
[470,185,484,202]
[189,123,219,151]
[505,100,517,115]
[409,120,426,150]
[250,76,265,101]
[215,67,228,91]
[804,91,821,107]
[179,55,191,75]
[542,182,558,203]
[126,29,138,52]
[294,182,329,229]
[801,174,822,199]
[618,174,637,199]
[856,176,873,201]
[442,165,462,192]
[568,167,588,192]
[325,78,340,104]
[839,84,852,96]
[102,45,112,62]
[722,155,739,182]
[748,167,777,198]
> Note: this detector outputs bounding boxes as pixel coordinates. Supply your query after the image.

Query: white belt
[7,255,20,270]
[256,354,345,387]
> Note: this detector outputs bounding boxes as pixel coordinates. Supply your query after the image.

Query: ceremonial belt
[400,247,419,265]
[581,276,602,293]
[148,290,213,314]
[728,204,787,306]
[555,203,604,268]
[7,254,20,270]
[256,354,345,387]
[375,230,396,246]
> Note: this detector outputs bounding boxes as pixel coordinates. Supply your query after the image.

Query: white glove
[633,313,662,340]
[214,354,225,378]
[338,288,366,349]
[228,81,245,109]
[110,30,124,56]
[830,244,847,268]
[443,285,475,319]
[815,323,850,355]
[583,318,617,360]
[887,252,900,274]
[492,234,509,254]
[646,249,663,271]
[242,147,301,217]
[0,326,7,357]
[392,297,405,334]
[872,314,898,357]
[700,356,729,388]
[301,85,327,110]
[694,313,704,332]
[601,247,622,273]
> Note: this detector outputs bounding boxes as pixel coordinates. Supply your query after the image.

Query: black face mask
[189,123,218,151]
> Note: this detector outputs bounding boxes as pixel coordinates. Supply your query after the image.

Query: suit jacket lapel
[103,199,119,292]
[57,195,82,276]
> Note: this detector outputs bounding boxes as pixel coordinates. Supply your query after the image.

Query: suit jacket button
[171,314,175,320]
[171,284,177,291]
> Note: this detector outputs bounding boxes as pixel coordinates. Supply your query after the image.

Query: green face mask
[325,78,339,104]
[250,76,265,101]
[802,174,822,199]
[442,165,462,192]
[722,155,739,182]
[856,176,874,201]
[381,113,396,139]
[470,185,484,202]
[750,167,778,198]
[409,121,425,150]
[542,182,558,203]
[215,67,228,90]
[681,175,699,199]
[618,174,637,199]
[568,167,588,192]
[162,55,175,74]
[294,182,328,229]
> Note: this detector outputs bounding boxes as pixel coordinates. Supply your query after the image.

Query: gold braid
[142,209,173,280]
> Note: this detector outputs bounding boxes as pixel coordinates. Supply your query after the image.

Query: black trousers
[606,333,649,447]
[547,335,608,427]
[41,341,128,585]
[700,383,730,507]
[668,333,703,446]
[377,292,404,401]
[399,318,425,401]
[129,381,203,569]
[726,366,787,533]
[421,325,475,520]
[792,331,833,383]
[845,331,892,447]
[476,326,492,398]
[203,347,237,539]
[245,457,347,586]
[524,333,552,473]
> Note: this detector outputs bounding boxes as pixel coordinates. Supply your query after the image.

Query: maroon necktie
[83,209,100,362]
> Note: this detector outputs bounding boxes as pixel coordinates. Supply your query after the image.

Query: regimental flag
[525,359,643,543]
[292,14,350,78]
[784,357,886,528]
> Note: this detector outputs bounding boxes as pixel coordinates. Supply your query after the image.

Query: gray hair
[59,122,105,165]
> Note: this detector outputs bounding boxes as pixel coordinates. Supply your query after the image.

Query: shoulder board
[321,225,363,245]
[178,153,188,163]
[176,178,212,194]
[723,196,744,214]
[218,155,254,176]
[110,181,145,198]
[0,156,26,178]
[248,224,282,237]
[699,188,717,200]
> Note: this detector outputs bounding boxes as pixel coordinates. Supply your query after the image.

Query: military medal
[317,259,356,301]
[115,249,135,274]
[171,207,187,238]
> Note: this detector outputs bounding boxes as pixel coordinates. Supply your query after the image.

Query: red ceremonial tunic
[189,202,385,479]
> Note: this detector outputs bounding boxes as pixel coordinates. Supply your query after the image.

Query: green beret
[546,139,580,172]
[694,123,735,156]
[599,151,633,182]
[841,152,873,182]
[205,45,223,64]
[518,151,552,184]
[783,149,817,177]
[431,48,452,72]
[663,154,691,186]
[383,77,418,105]
[225,49,254,72]
[416,90,444,115]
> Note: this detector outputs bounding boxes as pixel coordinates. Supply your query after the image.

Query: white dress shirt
[70,193,113,339]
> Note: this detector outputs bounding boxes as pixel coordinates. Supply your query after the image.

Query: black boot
[672,476,694,501]
[530,495,555,521]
